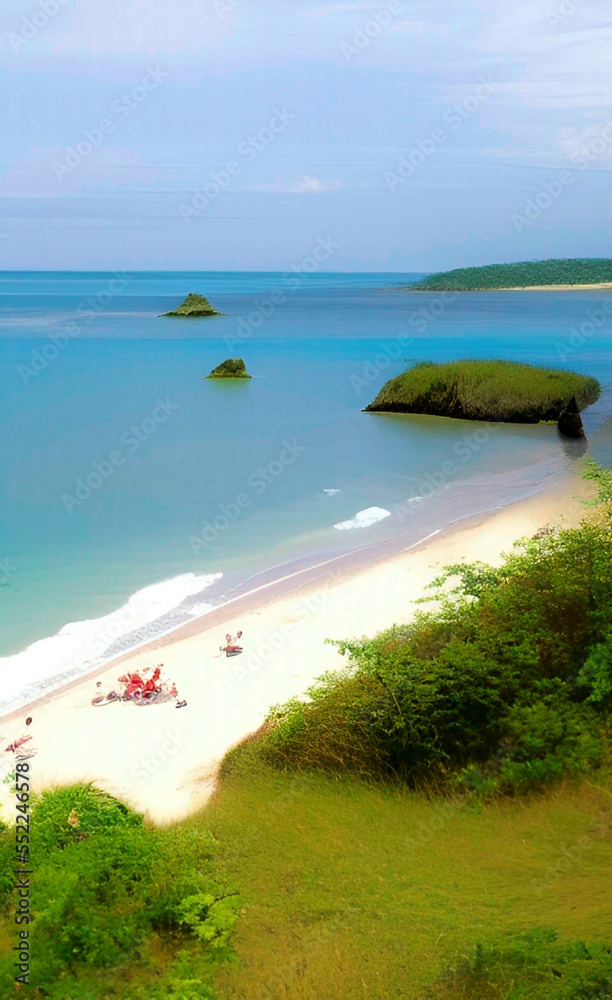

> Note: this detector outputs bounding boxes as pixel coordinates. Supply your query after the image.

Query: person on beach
[156,663,187,708]
[121,671,145,699]
[142,666,161,695]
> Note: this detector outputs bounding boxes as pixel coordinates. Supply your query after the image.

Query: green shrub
[426,929,612,998]
[231,512,612,795]
[0,785,239,995]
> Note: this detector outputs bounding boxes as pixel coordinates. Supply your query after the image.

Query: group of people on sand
[96,663,187,708]
[91,628,247,709]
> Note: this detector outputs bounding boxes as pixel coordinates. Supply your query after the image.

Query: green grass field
[203,772,612,999]
[364,359,600,422]
[409,258,612,291]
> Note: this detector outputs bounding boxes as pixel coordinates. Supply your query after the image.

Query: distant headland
[160,293,223,317]
[405,258,612,292]
[364,360,600,426]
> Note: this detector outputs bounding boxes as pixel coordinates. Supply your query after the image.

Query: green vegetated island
[408,257,612,291]
[3,463,612,998]
[205,357,251,379]
[160,292,223,317]
[365,360,600,432]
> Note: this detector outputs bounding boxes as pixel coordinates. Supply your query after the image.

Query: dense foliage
[161,292,222,317]
[0,785,239,996]
[409,257,612,290]
[364,359,600,422]
[427,929,612,999]
[226,508,612,796]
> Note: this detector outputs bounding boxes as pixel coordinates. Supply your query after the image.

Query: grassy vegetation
[0,784,238,997]
[364,359,600,422]
[409,258,612,291]
[204,774,612,999]
[1,469,611,998]
[225,482,612,796]
[161,293,223,317]
[3,774,609,998]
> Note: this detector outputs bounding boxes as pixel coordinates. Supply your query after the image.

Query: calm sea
[1,271,611,711]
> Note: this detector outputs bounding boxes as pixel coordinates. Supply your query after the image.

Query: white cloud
[301,3,374,16]
[244,175,342,193]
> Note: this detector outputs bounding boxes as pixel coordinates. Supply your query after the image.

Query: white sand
[482,283,612,291]
[0,477,593,826]
[443,283,612,292]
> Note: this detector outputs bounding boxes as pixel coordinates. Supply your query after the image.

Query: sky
[1,0,611,271]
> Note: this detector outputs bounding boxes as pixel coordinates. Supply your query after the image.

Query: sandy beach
[413,283,612,292]
[0,475,594,826]
[490,283,612,291]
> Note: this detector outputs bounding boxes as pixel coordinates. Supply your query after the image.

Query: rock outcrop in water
[160,293,222,317]
[364,360,600,424]
[557,396,585,438]
[205,358,252,379]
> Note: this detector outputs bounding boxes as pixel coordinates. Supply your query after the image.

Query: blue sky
[1,0,611,270]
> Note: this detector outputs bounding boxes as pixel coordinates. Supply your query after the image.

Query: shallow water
[1,271,611,711]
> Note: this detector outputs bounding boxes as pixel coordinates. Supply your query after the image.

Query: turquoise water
[1,272,611,707]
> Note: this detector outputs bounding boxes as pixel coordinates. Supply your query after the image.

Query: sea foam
[333,507,392,530]
[0,572,222,716]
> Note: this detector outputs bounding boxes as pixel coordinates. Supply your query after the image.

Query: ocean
[1,270,611,713]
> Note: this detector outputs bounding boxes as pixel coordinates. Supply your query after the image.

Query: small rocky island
[160,293,223,317]
[205,358,251,379]
[364,360,600,436]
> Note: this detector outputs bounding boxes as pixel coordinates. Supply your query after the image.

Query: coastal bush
[426,929,612,998]
[227,510,612,795]
[364,359,600,421]
[410,257,612,290]
[0,784,238,995]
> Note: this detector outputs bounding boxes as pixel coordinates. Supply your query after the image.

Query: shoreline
[0,473,595,825]
[406,282,612,292]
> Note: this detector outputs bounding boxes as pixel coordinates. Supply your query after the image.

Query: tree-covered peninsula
[364,360,600,423]
[160,292,223,317]
[408,258,612,291]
